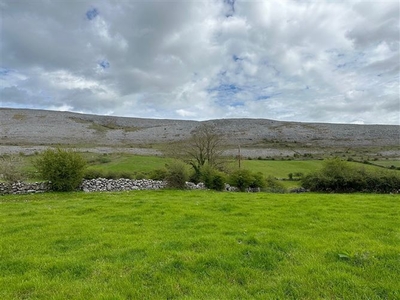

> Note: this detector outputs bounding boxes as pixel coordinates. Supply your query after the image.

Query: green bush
[301,158,400,193]
[200,165,226,191]
[35,148,86,191]
[228,169,265,192]
[265,176,286,193]
[165,161,189,189]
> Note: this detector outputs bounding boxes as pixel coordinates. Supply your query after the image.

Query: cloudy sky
[1,0,399,124]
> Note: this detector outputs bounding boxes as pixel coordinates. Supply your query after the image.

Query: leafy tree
[35,148,86,191]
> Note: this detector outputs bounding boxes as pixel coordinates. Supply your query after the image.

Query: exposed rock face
[1,108,399,155]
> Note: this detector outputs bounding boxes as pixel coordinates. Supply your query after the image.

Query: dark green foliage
[228,169,265,192]
[35,148,86,191]
[301,158,400,193]
[165,161,189,189]
[200,165,226,191]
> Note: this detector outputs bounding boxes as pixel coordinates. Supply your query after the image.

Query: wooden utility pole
[238,145,241,169]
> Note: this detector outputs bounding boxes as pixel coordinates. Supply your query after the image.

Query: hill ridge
[1,108,399,157]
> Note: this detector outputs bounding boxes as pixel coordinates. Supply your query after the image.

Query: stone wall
[0,181,52,195]
[81,178,167,192]
[1,179,269,195]
[0,178,208,195]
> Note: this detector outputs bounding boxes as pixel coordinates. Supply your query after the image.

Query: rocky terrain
[1,108,399,158]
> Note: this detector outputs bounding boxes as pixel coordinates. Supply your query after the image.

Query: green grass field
[12,152,399,184]
[85,154,173,174]
[1,191,399,299]
[371,160,400,168]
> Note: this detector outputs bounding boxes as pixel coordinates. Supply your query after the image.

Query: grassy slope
[1,191,399,299]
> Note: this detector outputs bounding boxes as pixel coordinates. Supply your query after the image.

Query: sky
[0,0,399,124]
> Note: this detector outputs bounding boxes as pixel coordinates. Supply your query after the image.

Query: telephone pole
[238,145,241,169]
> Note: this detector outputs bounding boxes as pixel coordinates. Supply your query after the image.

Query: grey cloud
[1,0,399,124]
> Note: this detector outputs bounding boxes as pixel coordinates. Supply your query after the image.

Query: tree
[184,123,225,178]
[35,148,86,192]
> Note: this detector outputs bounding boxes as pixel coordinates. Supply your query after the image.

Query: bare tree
[184,123,225,175]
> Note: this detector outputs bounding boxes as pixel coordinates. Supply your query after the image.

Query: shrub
[149,168,168,181]
[301,158,400,193]
[200,165,226,191]
[228,169,265,192]
[0,155,25,182]
[35,148,86,192]
[265,176,286,193]
[165,161,189,189]
[250,172,266,189]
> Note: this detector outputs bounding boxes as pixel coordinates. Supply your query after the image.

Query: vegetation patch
[12,113,27,121]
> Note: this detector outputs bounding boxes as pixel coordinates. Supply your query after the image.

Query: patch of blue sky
[330,50,368,72]
[99,60,110,69]
[208,83,242,95]
[0,67,10,76]
[232,55,243,62]
[86,8,99,20]
[230,101,244,107]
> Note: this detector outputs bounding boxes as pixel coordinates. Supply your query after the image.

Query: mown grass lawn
[1,191,399,299]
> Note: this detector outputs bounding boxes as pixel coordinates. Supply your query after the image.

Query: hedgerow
[301,158,400,193]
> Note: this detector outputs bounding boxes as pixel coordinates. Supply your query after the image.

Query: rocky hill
[1,108,399,158]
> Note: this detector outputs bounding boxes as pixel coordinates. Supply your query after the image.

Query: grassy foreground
[0,191,399,299]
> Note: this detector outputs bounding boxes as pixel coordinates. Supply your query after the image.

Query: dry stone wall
[0,181,52,195]
[0,179,208,195]
[81,178,166,192]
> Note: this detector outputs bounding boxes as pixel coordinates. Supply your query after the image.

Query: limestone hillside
[1,108,399,157]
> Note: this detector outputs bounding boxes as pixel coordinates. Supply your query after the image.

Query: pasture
[1,191,399,299]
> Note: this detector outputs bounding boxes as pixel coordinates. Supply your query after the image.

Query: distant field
[85,153,174,175]
[85,154,399,178]
[240,160,323,178]
[0,191,398,299]
[9,153,400,184]
[371,160,400,168]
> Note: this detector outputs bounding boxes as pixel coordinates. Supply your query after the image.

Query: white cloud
[0,0,399,124]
